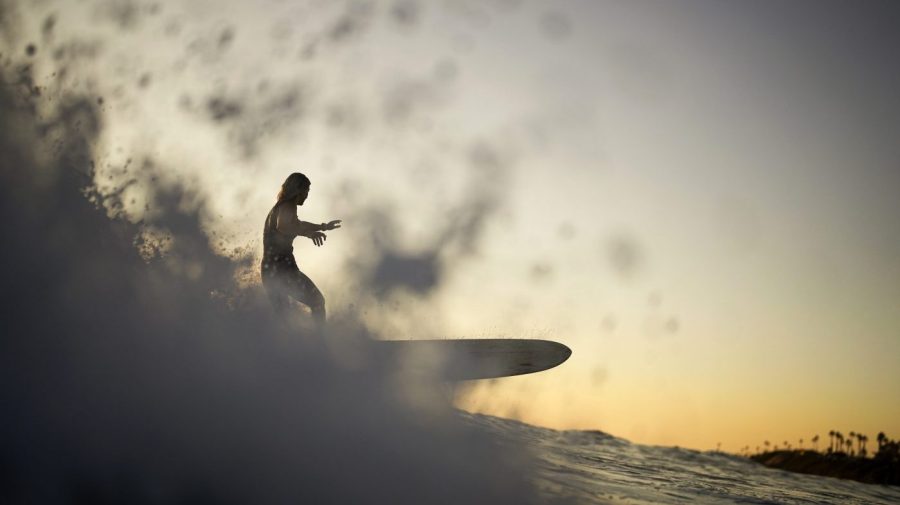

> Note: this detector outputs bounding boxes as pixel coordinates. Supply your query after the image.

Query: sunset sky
[13,0,900,451]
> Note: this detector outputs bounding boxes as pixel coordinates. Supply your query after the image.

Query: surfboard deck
[373,339,571,381]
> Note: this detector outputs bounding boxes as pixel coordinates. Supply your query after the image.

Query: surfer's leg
[261,257,293,316]
[286,268,326,324]
[261,274,288,315]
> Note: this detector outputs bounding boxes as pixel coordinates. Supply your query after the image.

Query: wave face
[466,414,900,505]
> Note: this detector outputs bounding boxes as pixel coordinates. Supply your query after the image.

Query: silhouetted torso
[262,202,294,258]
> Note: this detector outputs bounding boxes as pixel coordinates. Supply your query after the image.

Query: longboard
[373,339,571,381]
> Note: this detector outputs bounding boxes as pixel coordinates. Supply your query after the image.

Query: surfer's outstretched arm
[296,219,342,233]
[275,206,341,246]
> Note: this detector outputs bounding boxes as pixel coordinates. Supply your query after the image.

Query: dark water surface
[466,414,900,504]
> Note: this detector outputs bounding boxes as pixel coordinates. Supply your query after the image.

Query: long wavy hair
[276,172,311,203]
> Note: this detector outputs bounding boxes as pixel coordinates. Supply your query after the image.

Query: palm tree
[877,432,886,453]
[829,430,835,453]
[799,438,804,450]
[836,432,844,454]
[764,440,771,453]
[861,435,868,457]
[812,434,820,452]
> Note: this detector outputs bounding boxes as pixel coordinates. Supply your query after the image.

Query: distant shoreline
[750,450,900,486]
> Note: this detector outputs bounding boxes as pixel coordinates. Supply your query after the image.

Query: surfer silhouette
[261,173,341,324]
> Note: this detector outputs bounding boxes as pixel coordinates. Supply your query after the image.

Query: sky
[6,0,900,452]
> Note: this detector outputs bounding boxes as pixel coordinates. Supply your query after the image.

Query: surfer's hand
[310,232,326,246]
[323,220,342,231]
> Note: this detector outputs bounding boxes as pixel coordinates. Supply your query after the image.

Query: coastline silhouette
[741,430,900,485]
[261,173,341,324]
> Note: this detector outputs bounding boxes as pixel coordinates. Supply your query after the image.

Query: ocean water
[465,414,900,505]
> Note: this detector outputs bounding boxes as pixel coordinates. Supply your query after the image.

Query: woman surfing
[261,173,341,324]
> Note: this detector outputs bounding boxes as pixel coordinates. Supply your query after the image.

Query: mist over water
[0,59,547,505]
[0,2,553,502]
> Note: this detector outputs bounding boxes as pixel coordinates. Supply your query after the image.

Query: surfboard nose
[560,343,572,361]
[547,341,572,367]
